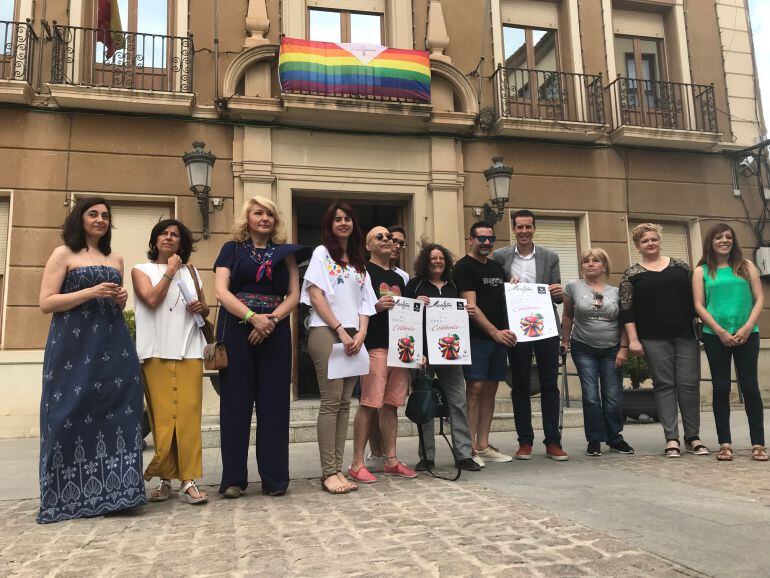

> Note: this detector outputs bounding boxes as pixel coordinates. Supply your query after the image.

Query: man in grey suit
[492,209,568,461]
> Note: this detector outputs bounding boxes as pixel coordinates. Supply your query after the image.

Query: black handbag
[405,371,460,481]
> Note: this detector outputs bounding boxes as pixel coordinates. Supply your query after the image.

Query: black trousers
[218,312,291,493]
[703,332,765,446]
[507,336,561,446]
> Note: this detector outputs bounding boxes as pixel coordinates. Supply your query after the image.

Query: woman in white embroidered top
[301,202,377,495]
[132,219,210,504]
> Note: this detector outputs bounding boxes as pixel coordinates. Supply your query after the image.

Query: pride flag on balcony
[97,0,124,59]
[278,37,431,103]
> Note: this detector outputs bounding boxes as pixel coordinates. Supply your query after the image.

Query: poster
[425,298,472,365]
[504,283,559,342]
[387,297,424,368]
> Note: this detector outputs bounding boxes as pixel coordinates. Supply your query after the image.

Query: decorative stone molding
[222,44,279,98]
[426,0,451,64]
[244,0,270,48]
[430,60,478,115]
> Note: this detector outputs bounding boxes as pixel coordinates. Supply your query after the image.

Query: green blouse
[701,264,758,335]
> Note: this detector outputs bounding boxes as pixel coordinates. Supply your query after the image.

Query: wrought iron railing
[605,76,718,133]
[0,19,37,84]
[493,65,604,124]
[50,23,193,93]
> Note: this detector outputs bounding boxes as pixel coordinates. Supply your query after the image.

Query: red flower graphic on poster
[519,313,545,338]
[438,334,461,360]
[397,336,415,363]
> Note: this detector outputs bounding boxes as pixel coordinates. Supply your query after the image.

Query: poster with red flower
[504,283,559,342]
[425,298,472,365]
[387,297,424,368]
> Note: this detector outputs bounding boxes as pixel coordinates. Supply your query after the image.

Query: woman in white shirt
[132,219,209,504]
[301,203,377,495]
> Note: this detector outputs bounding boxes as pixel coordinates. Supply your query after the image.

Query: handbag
[187,265,228,370]
[405,370,460,481]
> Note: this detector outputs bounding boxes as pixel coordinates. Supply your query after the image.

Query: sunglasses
[372,233,393,242]
[473,235,496,244]
[392,239,407,248]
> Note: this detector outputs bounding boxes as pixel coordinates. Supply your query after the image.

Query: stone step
[200,404,584,449]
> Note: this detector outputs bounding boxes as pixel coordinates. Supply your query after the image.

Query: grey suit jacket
[492,244,563,328]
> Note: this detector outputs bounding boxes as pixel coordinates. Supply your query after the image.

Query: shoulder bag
[187,265,228,370]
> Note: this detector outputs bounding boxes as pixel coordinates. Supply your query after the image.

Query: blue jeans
[570,340,624,445]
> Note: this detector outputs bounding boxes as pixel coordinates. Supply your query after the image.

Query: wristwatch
[268,315,279,325]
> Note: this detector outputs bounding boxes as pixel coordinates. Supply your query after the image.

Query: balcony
[0,20,37,103]
[48,23,194,115]
[605,77,720,150]
[492,66,606,142]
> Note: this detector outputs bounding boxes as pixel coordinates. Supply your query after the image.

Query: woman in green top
[693,223,766,462]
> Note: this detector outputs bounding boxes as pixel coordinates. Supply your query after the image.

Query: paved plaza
[3,411,770,577]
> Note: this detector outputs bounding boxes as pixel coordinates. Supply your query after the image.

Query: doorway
[293,197,406,399]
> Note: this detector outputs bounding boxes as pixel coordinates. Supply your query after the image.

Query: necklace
[245,240,276,282]
[157,264,181,311]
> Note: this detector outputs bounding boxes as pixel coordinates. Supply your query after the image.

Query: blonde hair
[580,247,611,277]
[232,196,287,244]
[631,223,663,248]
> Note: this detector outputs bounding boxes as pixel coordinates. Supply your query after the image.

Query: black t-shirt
[364,261,406,350]
[453,255,508,341]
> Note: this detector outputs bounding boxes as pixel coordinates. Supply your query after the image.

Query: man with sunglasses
[492,209,568,461]
[454,222,518,467]
[388,226,410,285]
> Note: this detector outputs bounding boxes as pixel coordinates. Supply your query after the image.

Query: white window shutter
[613,10,665,39]
[534,218,580,286]
[110,203,172,309]
[628,221,691,265]
[0,199,9,272]
[307,0,385,13]
[501,0,560,29]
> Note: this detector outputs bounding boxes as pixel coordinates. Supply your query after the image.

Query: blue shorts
[463,338,508,382]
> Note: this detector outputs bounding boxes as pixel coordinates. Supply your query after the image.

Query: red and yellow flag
[96,0,124,59]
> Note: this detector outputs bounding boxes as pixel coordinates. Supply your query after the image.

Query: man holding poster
[493,209,567,461]
[405,243,479,472]
[347,227,417,483]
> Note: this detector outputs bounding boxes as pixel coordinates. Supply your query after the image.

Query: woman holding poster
[405,244,480,472]
[561,248,634,458]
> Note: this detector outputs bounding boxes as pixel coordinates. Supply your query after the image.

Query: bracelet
[619,345,629,349]
[163,273,174,281]
[333,323,342,332]
[241,310,255,324]
[268,316,279,324]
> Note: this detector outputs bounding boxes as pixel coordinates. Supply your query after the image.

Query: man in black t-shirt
[454,222,517,467]
[347,226,417,483]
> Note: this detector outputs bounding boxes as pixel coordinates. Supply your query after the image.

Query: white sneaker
[471,450,486,468]
[477,444,513,463]
[364,453,385,473]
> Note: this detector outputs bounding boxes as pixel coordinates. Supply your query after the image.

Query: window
[503,26,559,101]
[534,218,580,285]
[0,0,15,22]
[628,221,691,265]
[110,203,172,310]
[0,198,9,341]
[308,8,383,44]
[615,36,666,108]
[95,0,171,65]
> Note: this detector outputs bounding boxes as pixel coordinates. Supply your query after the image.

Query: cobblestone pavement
[0,476,699,578]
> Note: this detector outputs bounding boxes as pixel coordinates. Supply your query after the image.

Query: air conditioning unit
[755,247,770,278]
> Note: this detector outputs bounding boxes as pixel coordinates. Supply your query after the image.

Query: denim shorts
[463,337,508,381]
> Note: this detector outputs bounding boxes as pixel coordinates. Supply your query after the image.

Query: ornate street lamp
[182,141,217,239]
[483,156,513,225]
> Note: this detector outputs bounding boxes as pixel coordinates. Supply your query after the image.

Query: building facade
[0,0,766,436]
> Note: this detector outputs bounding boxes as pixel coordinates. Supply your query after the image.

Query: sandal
[716,444,733,461]
[179,480,208,505]
[321,474,349,495]
[664,440,681,458]
[752,445,769,462]
[337,471,358,492]
[149,479,172,502]
[685,440,710,455]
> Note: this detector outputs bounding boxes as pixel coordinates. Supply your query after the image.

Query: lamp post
[482,156,513,225]
[182,141,217,239]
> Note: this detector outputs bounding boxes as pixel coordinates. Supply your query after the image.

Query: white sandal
[149,479,172,502]
[179,480,208,505]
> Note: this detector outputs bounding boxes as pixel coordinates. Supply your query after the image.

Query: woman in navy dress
[214,196,309,498]
[38,197,145,523]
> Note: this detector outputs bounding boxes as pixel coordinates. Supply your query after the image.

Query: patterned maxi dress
[38,266,146,524]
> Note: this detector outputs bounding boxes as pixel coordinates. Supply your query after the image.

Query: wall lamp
[483,156,513,225]
[182,141,219,239]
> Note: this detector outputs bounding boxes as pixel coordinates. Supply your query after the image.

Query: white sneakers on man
[476,444,513,463]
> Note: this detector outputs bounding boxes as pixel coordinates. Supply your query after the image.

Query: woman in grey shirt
[561,248,634,457]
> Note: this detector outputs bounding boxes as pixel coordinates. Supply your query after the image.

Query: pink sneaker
[383,461,418,479]
[347,465,378,484]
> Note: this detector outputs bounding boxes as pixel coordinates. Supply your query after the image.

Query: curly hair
[232,196,287,244]
[631,222,663,248]
[413,243,455,281]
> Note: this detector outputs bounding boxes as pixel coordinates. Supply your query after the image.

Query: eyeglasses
[473,235,496,244]
[372,233,393,242]
[392,239,407,248]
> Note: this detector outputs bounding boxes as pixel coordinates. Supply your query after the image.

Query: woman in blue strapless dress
[37,197,145,524]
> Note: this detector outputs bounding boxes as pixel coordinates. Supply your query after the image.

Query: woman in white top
[132,219,209,504]
[301,202,377,494]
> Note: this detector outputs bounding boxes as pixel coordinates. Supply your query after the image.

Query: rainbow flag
[279,37,431,103]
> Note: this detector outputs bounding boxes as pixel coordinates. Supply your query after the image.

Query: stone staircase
[200,396,584,449]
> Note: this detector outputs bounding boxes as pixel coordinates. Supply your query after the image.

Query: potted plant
[622,355,658,422]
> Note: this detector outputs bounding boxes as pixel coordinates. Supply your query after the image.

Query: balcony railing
[606,76,718,133]
[1,19,37,84]
[493,65,604,124]
[50,24,193,93]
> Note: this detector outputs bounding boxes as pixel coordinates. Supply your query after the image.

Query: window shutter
[628,222,691,265]
[111,203,172,309]
[307,0,385,13]
[613,10,665,39]
[0,199,9,272]
[501,0,559,29]
[534,218,580,285]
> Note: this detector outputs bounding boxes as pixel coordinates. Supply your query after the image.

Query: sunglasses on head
[372,233,393,242]
[473,235,496,244]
